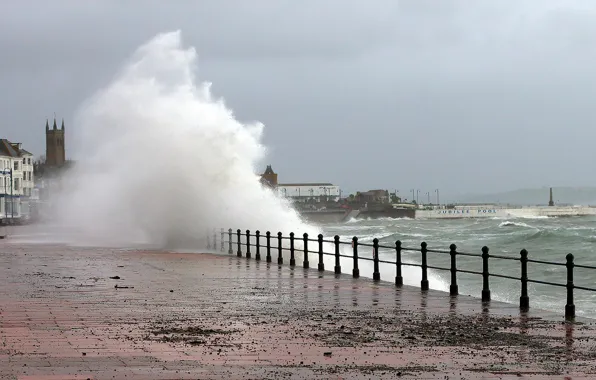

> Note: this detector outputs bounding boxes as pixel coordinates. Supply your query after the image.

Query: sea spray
[44,30,443,291]
[52,30,318,248]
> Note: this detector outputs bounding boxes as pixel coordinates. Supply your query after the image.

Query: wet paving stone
[1,243,596,379]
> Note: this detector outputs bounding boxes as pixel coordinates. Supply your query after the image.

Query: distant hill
[453,187,596,206]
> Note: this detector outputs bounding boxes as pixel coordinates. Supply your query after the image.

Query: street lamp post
[416,189,420,204]
[435,189,440,205]
[2,172,6,221]
[1,168,13,221]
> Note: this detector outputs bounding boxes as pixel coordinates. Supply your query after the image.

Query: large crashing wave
[53,30,318,248]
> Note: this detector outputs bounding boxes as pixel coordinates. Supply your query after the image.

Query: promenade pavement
[1,241,596,379]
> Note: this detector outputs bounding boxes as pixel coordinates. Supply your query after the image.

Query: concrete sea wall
[416,206,596,219]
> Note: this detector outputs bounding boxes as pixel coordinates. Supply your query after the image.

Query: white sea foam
[51,30,318,249]
[37,30,448,292]
[498,221,534,228]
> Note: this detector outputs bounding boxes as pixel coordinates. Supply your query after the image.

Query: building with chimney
[0,139,35,221]
[259,165,341,202]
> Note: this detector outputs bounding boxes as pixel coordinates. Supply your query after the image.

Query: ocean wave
[499,221,535,228]
[326,215,596,316]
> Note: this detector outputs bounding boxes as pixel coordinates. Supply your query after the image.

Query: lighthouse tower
[548,187,555,207]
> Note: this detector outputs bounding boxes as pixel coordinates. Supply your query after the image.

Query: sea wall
[299,209,349,224]
[357,208,415,219]
[416,206,596,219]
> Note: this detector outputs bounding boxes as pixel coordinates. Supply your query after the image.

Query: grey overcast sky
[1,0,596,197]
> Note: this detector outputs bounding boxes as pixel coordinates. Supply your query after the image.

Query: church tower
[260,165,278,188]
[45,118,66,167]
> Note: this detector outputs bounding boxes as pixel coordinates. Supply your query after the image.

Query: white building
[277,183,341,202]
[0,139,35,221]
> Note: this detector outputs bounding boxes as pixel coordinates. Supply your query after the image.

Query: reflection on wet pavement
[1,244,596,379]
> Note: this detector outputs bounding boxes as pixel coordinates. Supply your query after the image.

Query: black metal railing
[206,228,596,320]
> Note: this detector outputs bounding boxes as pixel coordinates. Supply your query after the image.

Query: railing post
[236,229,242,257]
[255,230,261,261]
[277,232,283,265]
[213,230,217,252]
[352,237,359,278]
[395,240,403,287]
[245,230,251,259]
[481,246,490,302]
[220,228,224,252]
[420,242,429,291]
[565,253,575,320]
[228,229,233,254]
[318,234,325,271]
[519,249,529,311]
[372,238,380,281]
[334,235,341,274]
[303,233,309,268]
[266,231,272,263]
[449,244,458,296]
[289,232,296,267]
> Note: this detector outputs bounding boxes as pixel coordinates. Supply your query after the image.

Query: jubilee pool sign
[435,209,499,215]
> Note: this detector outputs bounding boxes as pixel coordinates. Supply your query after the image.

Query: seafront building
[0,139,36,221]
[0,118,69,223]
[260,165,341,202]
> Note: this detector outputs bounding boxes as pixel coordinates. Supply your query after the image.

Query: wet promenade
[1,243,596,379]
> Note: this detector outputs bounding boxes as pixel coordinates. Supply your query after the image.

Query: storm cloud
[1,0,596,199]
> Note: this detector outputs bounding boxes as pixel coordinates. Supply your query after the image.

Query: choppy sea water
[322,216,596,318]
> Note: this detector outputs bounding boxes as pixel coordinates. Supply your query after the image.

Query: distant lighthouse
[548,187,555,207]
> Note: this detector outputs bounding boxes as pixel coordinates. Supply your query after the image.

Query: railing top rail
[220,227,595,319]
[223,228,585,268]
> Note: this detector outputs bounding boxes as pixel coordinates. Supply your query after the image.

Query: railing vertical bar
[245,230,251,259]
[352,237,359,278]
[213,229,217,252]
[236,229,242,257]
[520,249,529,311]
[318,234,325,272]
[420,242,429,291]
[277,232,283,265]
[481,246,490,302]
[449,244,458,296]
[372,238,380,281]
[255,230,261,261]
[565,253,575,320]
[289,232,296,267]
[220,228,224,252]
[266,231,272,263]
[395,240,403,287]
[303,233,309,268]
[228,228,233,254]
[334,235,341,274]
